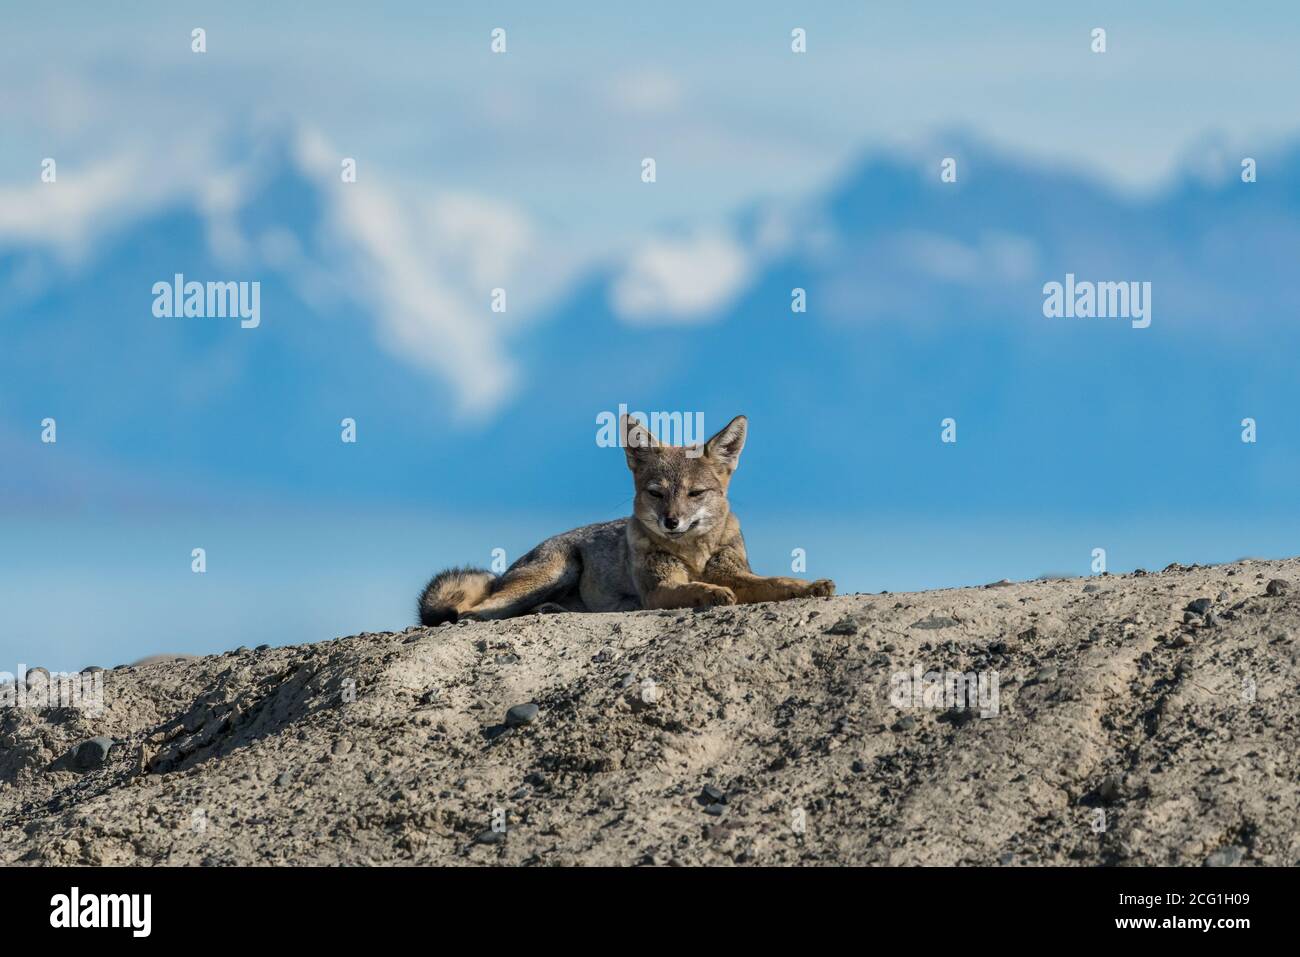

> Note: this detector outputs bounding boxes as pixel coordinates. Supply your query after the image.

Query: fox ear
[704,415,747,472]
[621,414,658,471]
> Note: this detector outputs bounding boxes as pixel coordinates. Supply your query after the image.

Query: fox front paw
[683,583,736,608]
[803,579,835,598]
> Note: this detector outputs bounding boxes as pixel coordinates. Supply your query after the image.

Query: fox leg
[462,545,579,621]
[701,546,835,604]
[635,552,737,610]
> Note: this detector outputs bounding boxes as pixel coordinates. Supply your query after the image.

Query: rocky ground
[2,558,1297,866]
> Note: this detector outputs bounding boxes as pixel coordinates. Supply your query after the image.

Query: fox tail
[417,566,497,626]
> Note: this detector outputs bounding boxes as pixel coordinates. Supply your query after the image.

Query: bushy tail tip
[418,566,496,626]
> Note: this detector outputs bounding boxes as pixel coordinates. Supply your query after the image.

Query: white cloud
[610,229,752,324]
[327,185,519,419]
[0,152,187,266]
[294,130,549,419]
[0,123,549,422]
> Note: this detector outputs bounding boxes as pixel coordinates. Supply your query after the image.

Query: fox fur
[417,414,834,625]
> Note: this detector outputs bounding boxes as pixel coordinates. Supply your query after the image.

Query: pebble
[80,666,104,674]
[1097,776,1122,803]
[892,716,917,733]
[851,760,867,774]
[505,703,539,727]
[911,614,959,630]
[703,803,725,817]
[1266,579,1289,597]
[1034,666,1059,683]
[1204,846,1245,867]
[275,771,292,787]
[255,644,270,652]
[1082,584,1100,593]
[473,830,506,845]
[71,736,115,771]
[824,618,858,636]
[1185,598,1213,615]
[331,739,353,756]
[700,784,724,803]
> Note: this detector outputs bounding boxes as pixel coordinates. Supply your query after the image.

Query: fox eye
[687,489,708,498]
[645,488,663,499]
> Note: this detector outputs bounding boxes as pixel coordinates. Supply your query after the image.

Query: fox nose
[663,515,680,530]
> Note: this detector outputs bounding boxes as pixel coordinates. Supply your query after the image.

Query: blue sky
[2,2,1299,668]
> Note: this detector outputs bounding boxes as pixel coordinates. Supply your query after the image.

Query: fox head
[621,414,747,541]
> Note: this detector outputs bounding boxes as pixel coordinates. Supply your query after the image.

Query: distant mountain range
[4,133,1299,522]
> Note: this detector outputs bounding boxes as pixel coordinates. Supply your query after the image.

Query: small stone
[275,771,292,787]
[1082,584,1100,593]
[71,736,115,771]
[80,666,104,674]
[703,803,725,817]
[1182,611,1201,624]
[824,617,858,636]
[700,784,724,803]
[494,654,519,665]
[1185,598,1213,615]
[255,644,270,652]
[25,667,49,688]
[1170,633,1191,648]
[891,716,917,733]
[1097,776,1122,803]
[998,851,1015,865]
[1204,846,1245,868]
[851,760,867,774]
[505,703,539,727]
[331,739,353,756]
[1034,666,1059,684]
[473,830,506,845]
[1266,579,1288,597]
[911,614,959,630]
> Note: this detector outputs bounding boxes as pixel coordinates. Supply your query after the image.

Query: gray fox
[418,414,835,624]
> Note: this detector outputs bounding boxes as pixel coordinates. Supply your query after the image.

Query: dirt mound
[2,559,1297,865]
